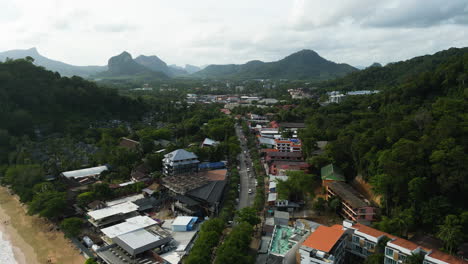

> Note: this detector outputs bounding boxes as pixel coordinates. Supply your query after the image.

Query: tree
[28,192,67,219]
[60,217,83,238]
[364,254,384,264]
[313,197,326,215]
[237,207,260,226]
[404,253,424,264]
[437,215,463,254]
[84,258,99,264]
[77,192,96,207]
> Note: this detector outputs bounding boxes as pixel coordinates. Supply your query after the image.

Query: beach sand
[0,186,85,264]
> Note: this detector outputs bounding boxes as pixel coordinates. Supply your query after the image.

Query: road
[235,124,255,209]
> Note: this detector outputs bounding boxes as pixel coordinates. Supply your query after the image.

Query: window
[399,254,407,262]
[385,247,394,257]
[353,244,363,254]
[385,257,397,264]
[365,241,375,250]
[352,235,360,243]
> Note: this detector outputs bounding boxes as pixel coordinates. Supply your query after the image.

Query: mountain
[135,55,170,74]
[320,47,468,92]
[95,51,168,79]
[193,49,357,80]
[0,47,106,77]
[184,64,201,74]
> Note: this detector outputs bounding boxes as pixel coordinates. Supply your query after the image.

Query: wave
[0,231,18,264]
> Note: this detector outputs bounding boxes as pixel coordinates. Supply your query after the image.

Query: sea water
[0,231,18,264]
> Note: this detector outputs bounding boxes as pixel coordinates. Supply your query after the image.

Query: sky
[1,0,468,67]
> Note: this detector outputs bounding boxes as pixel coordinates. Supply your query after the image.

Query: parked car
[248,189,252,194]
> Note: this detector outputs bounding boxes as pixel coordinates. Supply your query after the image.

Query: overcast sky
[2,0,468,67]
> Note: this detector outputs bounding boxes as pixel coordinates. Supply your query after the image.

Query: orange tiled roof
[302,225,345,253]
[390,237,421,251]
[352,223,396,239]
[427,250,468,264]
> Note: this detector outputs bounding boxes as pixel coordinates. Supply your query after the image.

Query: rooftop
[202,138,219,146]
[106,194,145,207]
[426,249,468,264]
[321,163,344,181]
[388,237,422,251]
[119,137,140,149]
[269,225,296,256]
[352,223,396,240]
[61,165,108,179]
[164,149,198,162]
[87,201,139,220]
[278,122,306,129]
[327,181,368,208]
[202,169,227,181]
[274,210,290,220]
[172,216,198,226]
[100,215,157,238]
[115,229,162,251]
[302,225,345,253]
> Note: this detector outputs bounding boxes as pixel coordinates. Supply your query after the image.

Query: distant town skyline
[2,0,468,67]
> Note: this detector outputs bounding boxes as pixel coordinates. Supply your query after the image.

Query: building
[100,215,157,239]
[87,201,139,227]
[274,138,302,152]
[171,216,198,232]
[299,225,347,264]
[201,138,219,147]
[131,163,151,182]
[163,149,199,176]
[326,181,378,223]
[162,170,227,216]
[384,238,429,264]
[321,164,345,184]
[265,151,303,163]
[259,137,276,148]
[343,220,395,258]
[269,161,309,176]
[119,137,140,151]
[273,211,289,226]
[61,165,109,185]
[268,225,308,261]
[424,250,468,264]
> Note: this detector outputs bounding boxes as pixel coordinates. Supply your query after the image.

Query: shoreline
[0,186,85,264]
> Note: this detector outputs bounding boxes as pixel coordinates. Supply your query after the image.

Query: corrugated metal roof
[164,149,198,162]
[101,215,156,238]
[321,164,344,181]
[116,229,161,250]
[62,165,108,179]
[87,201,138,220]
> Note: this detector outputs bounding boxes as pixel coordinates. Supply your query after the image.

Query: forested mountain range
[0,57,145,152]
[0,47,106,77]
[194,49,357,80]
[291,47,468,238]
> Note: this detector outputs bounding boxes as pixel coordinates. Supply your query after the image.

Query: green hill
[295,47,468,237]
[0,58,146,139]
[319,47,468,92]
[194,49,357,80]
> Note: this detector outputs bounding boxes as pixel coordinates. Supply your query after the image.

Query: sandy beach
[0,186,85,264]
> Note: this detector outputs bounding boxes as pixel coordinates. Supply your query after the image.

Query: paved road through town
[235,124,255,209]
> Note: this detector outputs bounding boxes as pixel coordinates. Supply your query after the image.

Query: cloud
[93,23,137,33]
[289,0,468,29]
[0,0,467,68]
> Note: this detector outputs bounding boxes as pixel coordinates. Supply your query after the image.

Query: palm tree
[437,215,463,254]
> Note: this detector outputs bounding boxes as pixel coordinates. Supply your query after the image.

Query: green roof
[321,164,345,181]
